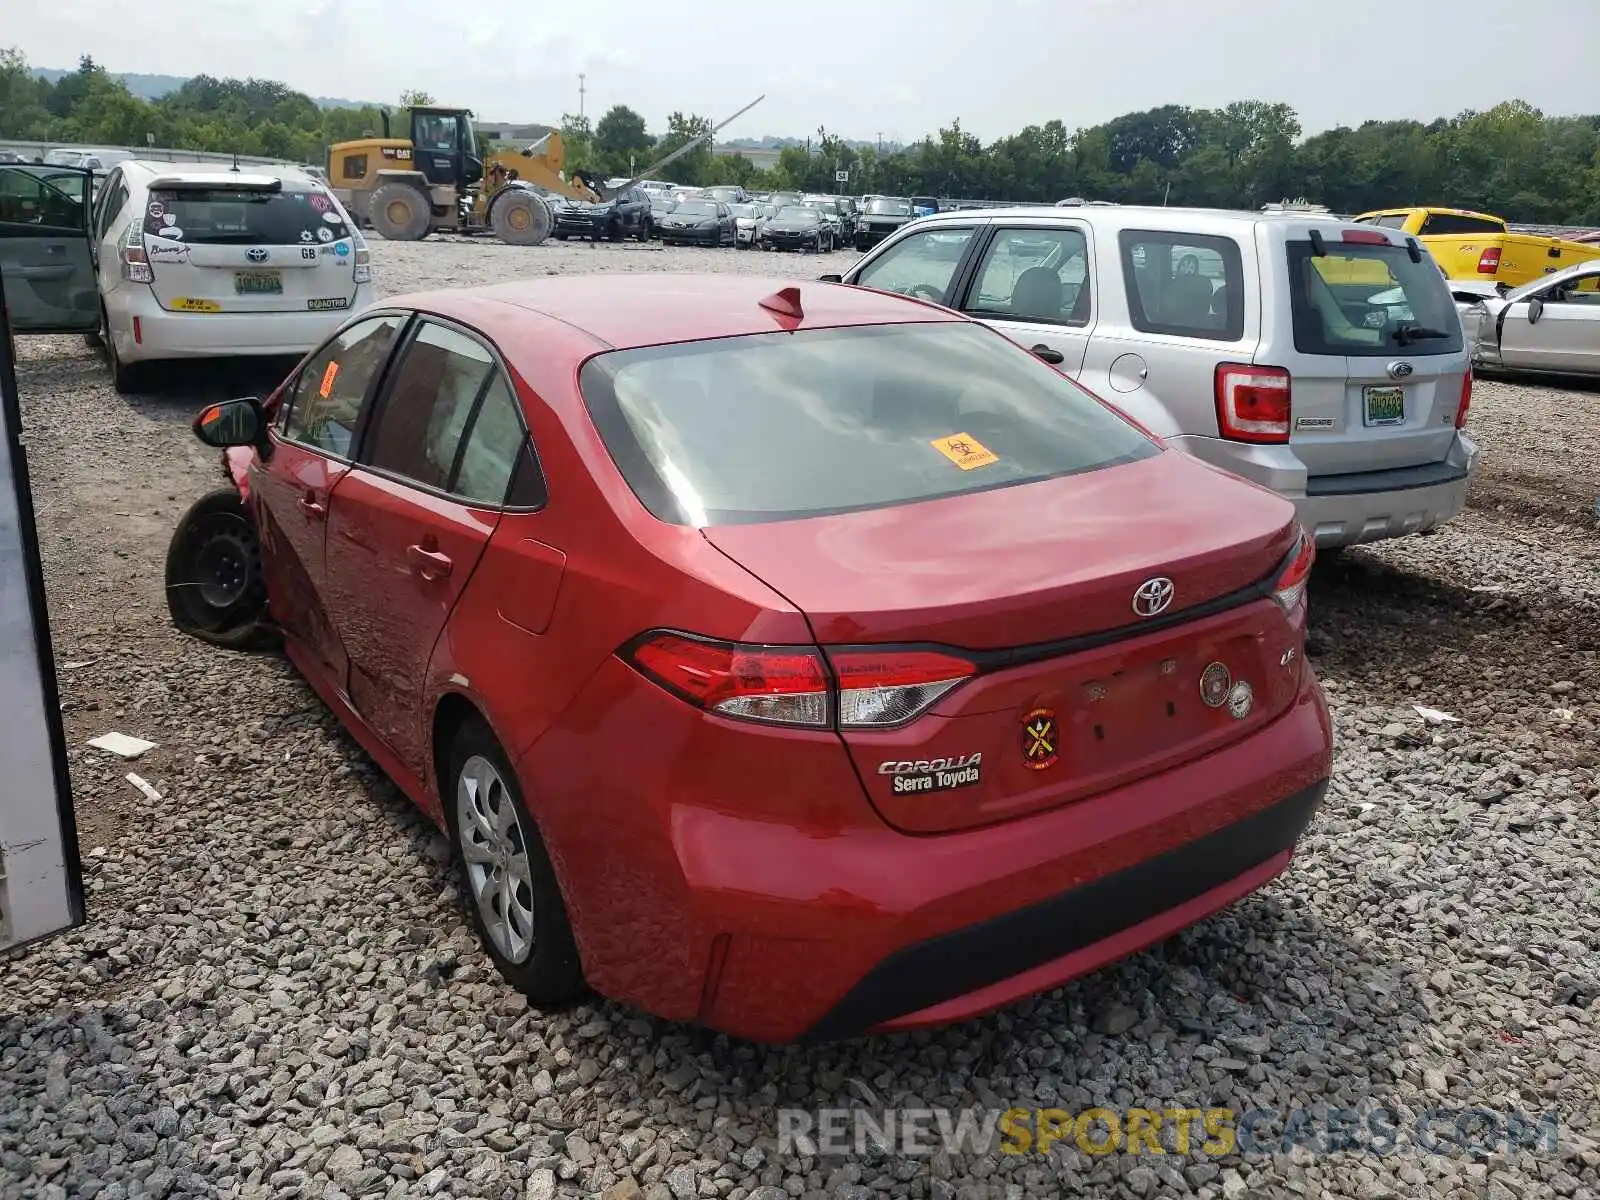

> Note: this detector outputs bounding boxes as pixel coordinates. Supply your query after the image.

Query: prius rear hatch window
[144,185,351,246]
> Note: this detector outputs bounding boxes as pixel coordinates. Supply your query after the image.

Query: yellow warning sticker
[170,297,221,313]
[930,432,999,471]
[319,361,340,398]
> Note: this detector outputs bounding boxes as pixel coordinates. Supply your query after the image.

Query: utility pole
[876,132,882,154]
[578,73,587,122]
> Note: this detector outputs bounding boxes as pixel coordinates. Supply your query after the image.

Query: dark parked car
[553,185,653,242]
[762,205,834,253]
[855,197,916,251]
[646,193,678,239]
[658,199,735,247]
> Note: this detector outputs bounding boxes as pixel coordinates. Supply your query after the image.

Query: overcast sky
[12,0,1599,143]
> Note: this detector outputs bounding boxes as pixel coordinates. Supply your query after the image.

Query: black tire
[554,232,569,242]
[164,489,278,651]
[607,218,625,243]
[369,183,432,241]
[637,217,653,243]
[443,718,585,1008]
[489,191,551,246]
[855,237,869,252]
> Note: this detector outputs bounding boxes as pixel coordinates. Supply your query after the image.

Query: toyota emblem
[1131,577,1175,618]
[1387,360,1414,380]
[246,247,269,263]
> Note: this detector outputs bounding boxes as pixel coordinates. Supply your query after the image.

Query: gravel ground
[2,237,1597,1200]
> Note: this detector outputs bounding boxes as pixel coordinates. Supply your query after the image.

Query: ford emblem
[1387,361,1414,380]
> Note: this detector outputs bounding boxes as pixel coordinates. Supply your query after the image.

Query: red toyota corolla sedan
[172,274,1332,1042]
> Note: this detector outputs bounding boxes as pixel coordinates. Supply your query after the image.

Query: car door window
[282,315,407,457]
[0,167,87,230]
[362,321,497,493]
[965,227,1090,325]
[852,227,977,302]
[454,373,545,507]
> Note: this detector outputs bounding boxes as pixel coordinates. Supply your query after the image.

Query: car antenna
[759,286,803,321]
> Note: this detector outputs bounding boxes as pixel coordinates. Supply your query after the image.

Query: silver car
[1465,259,1600,379]
[833,206,1478,550]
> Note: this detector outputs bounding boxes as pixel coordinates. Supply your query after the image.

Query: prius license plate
[234,270,283,295]
[1363,385,1405,426]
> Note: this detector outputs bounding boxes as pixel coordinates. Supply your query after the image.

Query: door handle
[1030,344,1065,365]
[298,494,327,520]
[407,544,453,579]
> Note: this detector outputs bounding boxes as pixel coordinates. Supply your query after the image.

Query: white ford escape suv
[87,161,376,392]
[833,207,1478,549]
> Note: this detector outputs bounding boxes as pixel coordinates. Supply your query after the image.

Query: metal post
[579,74,587,122]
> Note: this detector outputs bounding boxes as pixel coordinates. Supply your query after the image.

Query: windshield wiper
[1394,325,1452,345]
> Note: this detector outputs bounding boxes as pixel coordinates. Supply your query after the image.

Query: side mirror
[819,273,843,284]
[194,397,266,448]
[1528,297,1544,325]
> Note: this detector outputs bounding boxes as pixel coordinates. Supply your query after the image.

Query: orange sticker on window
[319,361,339,398]
[930,433,998,470]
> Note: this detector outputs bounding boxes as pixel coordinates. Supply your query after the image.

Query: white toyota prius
[55,160,375,391]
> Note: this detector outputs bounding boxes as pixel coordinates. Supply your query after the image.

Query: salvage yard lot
[2,238,1597,1200]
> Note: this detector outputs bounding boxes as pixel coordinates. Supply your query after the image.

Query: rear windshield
[777,207,819,224]
[1286,241,1464,357]
[580,322,1158,527]
[867,199,912,216]
[1418,213,1503,237]
[142,187,351,245]
[674,201,715,218]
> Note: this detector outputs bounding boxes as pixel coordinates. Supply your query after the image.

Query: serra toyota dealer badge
[1021,708,1059,771]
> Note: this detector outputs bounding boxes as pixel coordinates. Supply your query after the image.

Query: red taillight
[1455,371,1472,429]
[1272,531,1315,614]
[1476,247,1502,275]
[624,633,977,729]
[828,647,977,729]
[1342,229,1389,245]
[1215,364,1291,444]
[628,633,830,726]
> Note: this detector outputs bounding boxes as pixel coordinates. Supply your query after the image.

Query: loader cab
[401,107,483,191]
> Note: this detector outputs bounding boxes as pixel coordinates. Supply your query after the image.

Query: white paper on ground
[87,732,158,759]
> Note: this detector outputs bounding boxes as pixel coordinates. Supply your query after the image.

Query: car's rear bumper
[108,287,364,362]
[519,659,1332,1043]
[1170,433,1480,550]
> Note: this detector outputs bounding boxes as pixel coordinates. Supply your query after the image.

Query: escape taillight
[1455,371,1472,429]
[624,633,976,729]
[1215,363,1291,443]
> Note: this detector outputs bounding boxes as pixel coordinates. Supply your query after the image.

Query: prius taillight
[623,633,976,730]
[121,227,152,283]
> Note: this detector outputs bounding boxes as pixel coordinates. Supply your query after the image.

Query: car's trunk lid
[705,452,1304,833]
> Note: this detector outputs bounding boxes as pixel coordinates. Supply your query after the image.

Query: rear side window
[1417,213,1503,237]
[580,322,1157,528]
[363,322,497,492]
[143,186,352,246]
[1286,242,1464,357]
[453,375,538,507]
[283,316,407,457]
[1119,230,1244,340]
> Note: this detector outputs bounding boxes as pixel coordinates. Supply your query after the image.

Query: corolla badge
[1131,577,1175,618]
[246,247,269,263]
[1387,361,1414,379]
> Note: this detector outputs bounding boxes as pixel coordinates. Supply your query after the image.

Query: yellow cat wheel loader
[327,106,601,246]
[327,97,765,248]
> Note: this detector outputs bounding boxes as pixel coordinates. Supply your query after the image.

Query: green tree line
[5,49,1597,224]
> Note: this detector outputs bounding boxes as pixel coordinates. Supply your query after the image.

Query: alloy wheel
[456,754,536,964]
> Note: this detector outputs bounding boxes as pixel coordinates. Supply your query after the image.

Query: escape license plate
[234,270,283,295]
[1363,385,1405,426]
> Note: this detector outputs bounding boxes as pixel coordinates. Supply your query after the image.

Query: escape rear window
[580,322,1158,528]
[1287,241,1464,357]
[143,188,350,245]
